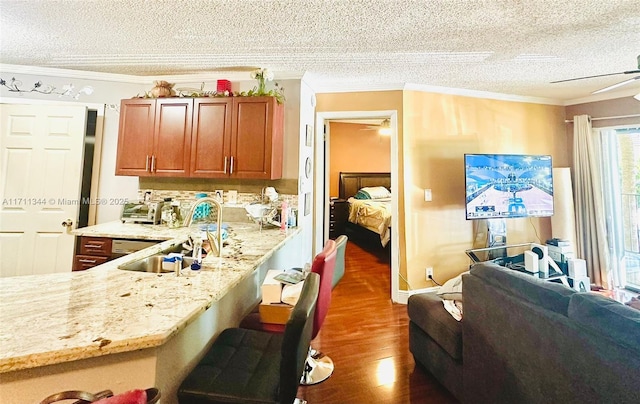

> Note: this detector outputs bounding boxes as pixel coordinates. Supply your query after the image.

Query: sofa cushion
[568,292,640,353]
[408,293,462,360]
[470,262,575,316]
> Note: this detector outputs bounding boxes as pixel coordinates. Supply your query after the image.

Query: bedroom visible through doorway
[315,110,400,302]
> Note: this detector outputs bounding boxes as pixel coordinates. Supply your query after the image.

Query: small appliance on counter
[121,201,163,224]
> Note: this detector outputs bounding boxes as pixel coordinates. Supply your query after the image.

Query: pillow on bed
[354,186,391,200]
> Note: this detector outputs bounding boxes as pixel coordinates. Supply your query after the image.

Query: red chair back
[310,239,337,338]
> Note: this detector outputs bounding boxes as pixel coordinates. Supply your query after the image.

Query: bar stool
[177,273,320,404]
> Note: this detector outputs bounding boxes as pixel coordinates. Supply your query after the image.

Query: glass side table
[466,242,570,287]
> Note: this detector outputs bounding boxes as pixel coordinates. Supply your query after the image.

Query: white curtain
[573,115,610,288]
[597,129,624,287]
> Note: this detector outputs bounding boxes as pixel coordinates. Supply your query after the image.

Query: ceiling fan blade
[592,76,640,94]
[550,70,640,83]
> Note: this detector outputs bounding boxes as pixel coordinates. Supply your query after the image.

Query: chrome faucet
[183,197,223,258]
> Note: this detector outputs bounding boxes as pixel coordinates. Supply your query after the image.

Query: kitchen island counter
[0,221,302,403]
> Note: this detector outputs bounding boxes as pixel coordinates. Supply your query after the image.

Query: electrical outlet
[426,267,434,281]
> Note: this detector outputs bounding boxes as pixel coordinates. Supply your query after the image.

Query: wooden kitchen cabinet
[73,236,112,271]
[116,98,193,177]
[190,96,283,179]
[230,97,284,180]
[190,98,233,177]
[115,99,155,176]
[116,96,283,179]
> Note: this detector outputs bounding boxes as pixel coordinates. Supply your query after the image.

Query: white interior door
[0,104,87,277]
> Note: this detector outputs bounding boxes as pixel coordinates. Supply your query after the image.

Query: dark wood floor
[297,240,458,404]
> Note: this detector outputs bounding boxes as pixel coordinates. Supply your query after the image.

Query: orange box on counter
[259,302,294,325]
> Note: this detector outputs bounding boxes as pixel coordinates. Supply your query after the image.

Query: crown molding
[306,78,564,105]
[4,63,634,106]
[0,64,305,85]
[310,81,406,93]
[0,63,148,83]
[404,83,563,105]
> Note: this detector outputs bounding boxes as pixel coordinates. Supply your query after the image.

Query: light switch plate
[424,189,432,202]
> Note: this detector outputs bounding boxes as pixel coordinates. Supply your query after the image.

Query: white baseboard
[396,286,439,304]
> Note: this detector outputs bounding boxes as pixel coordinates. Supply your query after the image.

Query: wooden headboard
[339,172,391,199]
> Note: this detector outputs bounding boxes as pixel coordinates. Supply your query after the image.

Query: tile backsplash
[138,189,298,207]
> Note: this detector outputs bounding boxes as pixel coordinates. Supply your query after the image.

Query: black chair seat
[179,328,283,404]
[178,273,320,404]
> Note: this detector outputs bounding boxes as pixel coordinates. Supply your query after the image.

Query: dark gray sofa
[408,262,640,404]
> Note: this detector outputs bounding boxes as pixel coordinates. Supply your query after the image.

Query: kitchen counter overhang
[0,221,302,374]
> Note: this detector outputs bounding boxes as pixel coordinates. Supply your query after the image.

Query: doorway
[315,110,400,302]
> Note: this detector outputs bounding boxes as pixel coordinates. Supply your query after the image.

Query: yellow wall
[317,89,568,291]
[402,91,567,289]
[328,122,391,197]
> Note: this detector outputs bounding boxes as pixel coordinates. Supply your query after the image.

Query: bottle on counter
[171,199,182,227]
[288,207,297,228]
[161,197,174,226]
[280,199,288,230]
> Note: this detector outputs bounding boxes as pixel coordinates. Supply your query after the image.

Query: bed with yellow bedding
[338,172,392,247]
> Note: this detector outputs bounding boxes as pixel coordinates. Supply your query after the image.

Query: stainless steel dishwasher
[111,239,161,259]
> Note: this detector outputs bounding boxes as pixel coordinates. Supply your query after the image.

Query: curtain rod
[564,113,640,123]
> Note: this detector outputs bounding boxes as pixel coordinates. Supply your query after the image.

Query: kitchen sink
[118,254,195,273]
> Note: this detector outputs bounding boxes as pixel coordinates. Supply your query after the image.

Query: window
[599,126,640,292]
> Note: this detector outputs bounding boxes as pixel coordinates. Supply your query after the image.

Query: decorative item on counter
[161,198,174,226]
[288,207,297,228]
[150,80,176,98]
[192,193,210,221]
[171,199,182,227]
[263,187,278,203]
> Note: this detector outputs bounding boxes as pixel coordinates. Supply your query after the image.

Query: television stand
[465,242,532,264]
[466,242,570,287]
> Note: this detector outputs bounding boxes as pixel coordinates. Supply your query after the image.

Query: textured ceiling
[1,0,640,103]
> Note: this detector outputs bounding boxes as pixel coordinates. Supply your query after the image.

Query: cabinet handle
[145,155,150,172]
[79,259,97,264]
[151,155,156,172]
[84,244,102,249]
[223,156,228,174]
[230,156,234,174]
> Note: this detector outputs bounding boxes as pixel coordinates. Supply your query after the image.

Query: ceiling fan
[551,54,640,94]
[360,118,392,135]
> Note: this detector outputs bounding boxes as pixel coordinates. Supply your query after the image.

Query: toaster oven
[121,201,163,224]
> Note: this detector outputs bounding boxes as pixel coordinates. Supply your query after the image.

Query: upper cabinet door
[190,98,233,178]
[115,99,155,176]
[231,97,284,180]
[115,96,284,179]
[152,99,193,177]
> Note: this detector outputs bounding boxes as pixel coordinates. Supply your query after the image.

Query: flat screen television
[465,153,554,220]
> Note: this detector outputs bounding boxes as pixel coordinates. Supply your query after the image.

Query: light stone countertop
[0,221,301,373]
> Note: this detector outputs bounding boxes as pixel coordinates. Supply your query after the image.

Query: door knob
[61,219,73,228]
